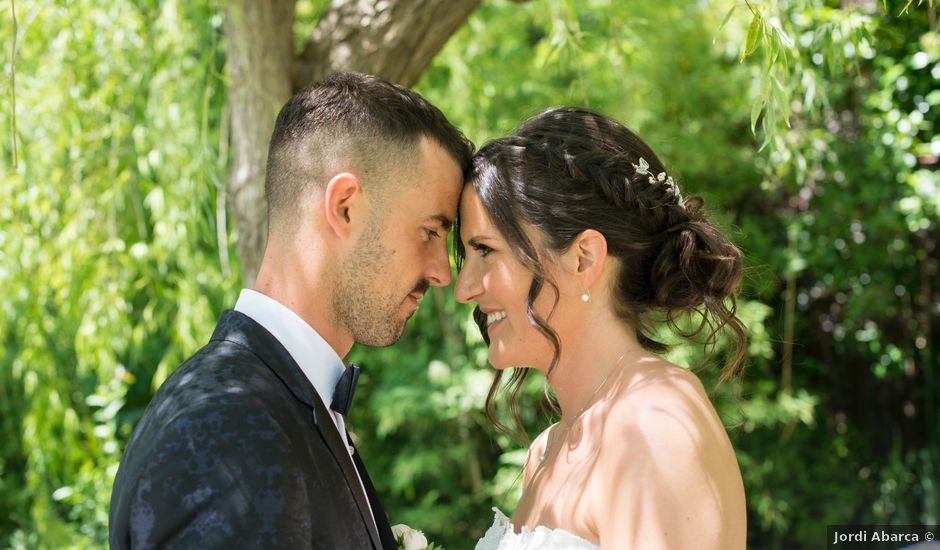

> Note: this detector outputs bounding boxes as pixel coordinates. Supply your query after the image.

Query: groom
[109,72,471,549]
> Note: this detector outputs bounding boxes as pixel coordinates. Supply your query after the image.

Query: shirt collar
[234,288,345,411]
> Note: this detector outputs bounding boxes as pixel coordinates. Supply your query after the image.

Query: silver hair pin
[632,157,683,203]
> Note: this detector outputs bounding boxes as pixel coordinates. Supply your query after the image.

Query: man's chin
[360,322,407,348]
[386,324,407,347]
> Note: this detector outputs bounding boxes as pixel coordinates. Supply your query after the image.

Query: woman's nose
[454,264,482,304]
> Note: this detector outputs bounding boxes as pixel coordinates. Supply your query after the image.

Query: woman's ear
[323,172,364,240]
[567,229,608,287]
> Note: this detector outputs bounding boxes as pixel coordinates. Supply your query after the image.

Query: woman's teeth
[487,311,507,324]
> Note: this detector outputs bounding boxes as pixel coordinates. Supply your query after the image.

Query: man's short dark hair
[264,72,473,231]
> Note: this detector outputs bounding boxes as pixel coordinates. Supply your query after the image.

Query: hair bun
[682,195,705,221]
[651,209,743,310]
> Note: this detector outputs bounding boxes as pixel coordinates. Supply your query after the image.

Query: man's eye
[424,228,441,240]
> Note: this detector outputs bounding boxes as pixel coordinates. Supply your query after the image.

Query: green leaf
[718,5,737,34]
[768,17,794,48]
[750,99,764,134]
[742,13,763,62]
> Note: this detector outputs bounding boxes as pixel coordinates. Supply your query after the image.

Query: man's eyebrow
[428,214,453,231]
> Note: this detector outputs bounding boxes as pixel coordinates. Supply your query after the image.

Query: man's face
[333,137,463,347]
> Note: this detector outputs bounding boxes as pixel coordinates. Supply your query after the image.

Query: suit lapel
[210,310,383,549]
[308,389,384,549]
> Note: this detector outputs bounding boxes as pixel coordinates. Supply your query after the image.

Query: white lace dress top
[474,508,600,550]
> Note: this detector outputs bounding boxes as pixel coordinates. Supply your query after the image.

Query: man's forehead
[400,140,463,221]
[396,183,457,226]
[412,180,461,216]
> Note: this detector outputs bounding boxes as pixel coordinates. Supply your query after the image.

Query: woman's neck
[546,317,646,422]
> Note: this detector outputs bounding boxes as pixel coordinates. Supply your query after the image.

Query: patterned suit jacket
[109,310,395,549]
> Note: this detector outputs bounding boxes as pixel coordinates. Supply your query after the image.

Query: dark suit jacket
[109,310,396,549]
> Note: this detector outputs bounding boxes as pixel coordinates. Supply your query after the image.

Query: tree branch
[293,0,482,90]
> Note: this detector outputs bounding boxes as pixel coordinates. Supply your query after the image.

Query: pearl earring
[581,291,590,303]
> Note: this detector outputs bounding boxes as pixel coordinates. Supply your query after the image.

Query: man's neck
[253,257,353,359]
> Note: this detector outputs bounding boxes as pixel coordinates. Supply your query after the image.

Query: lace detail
[474,508,600,550]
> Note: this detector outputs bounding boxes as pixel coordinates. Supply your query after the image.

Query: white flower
[391,524,429,550]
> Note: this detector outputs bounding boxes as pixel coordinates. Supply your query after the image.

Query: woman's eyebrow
[467,235,496,246]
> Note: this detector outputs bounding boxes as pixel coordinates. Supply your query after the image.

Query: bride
[455,107,748,549]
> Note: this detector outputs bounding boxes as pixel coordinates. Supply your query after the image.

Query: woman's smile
[485,310,507,333]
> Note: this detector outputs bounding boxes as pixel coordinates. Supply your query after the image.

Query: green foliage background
[1,0,937,548]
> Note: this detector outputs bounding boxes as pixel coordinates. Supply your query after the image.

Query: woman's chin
[486,348,514,371]
[487,341,541,372]
[486,351,534,372]
[487,357,511,371]
[486,340,508,369]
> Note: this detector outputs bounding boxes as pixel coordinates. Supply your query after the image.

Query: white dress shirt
[233,288,377,530]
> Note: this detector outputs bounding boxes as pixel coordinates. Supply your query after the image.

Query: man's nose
[426,242,453,287]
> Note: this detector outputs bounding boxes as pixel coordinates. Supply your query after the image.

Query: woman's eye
[471,242,493,257]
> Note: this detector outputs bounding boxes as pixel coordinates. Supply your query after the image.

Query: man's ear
[323,172,364,240]
[564,229,608,288]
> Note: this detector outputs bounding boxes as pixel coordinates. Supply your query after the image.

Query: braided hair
[455,106,746,438]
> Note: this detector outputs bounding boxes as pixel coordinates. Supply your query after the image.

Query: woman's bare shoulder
[614,358,713,419]
[593,359,746,548]
[600,358,731,473]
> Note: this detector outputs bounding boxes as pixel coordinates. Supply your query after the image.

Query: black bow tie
[331,364,360,416]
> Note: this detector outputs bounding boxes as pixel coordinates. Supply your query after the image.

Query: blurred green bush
[0,1,936,548]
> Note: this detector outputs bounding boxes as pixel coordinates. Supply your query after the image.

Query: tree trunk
[225,0,295,287]
[224,0,482,284]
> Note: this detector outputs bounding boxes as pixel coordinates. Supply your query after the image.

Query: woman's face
[454,187,561,371]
